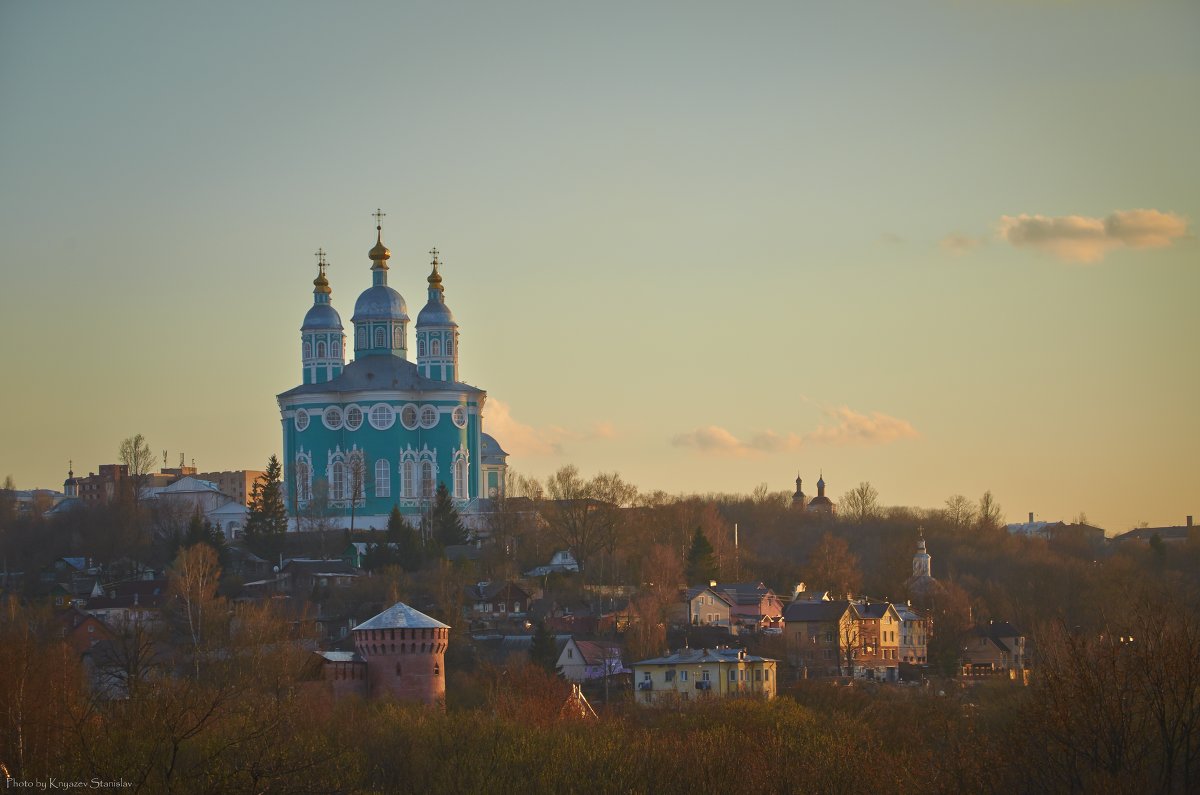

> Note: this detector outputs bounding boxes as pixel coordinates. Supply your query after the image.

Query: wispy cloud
[485,398,616,457]
[671,407,918,458]
[998,209,1189,263]
[940,233,983,256]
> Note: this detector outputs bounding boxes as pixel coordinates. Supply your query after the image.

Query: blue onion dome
[302,302,343,330]
[416,256,457,327]
[353,285,409,323]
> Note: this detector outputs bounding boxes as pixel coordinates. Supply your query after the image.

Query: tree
[841,481,880,524]
[118,433,157,508]
[244,456,287,557]
[977,490,1004,533]
[541,465,637,577]
[387,506,422,571]
[685,527,717,585]
[808,532,862,598]
[529,620,559,673]
[944,494,976,530]
[431,483,467,548]
[167,543,223,678]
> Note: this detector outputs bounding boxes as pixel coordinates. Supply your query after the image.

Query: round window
[452,406,467,429]
[322,406,343,430]
[401,404,419,430]
[295,409,309,432]
[345,405,363,431]
[419,405,439,429]
[369,403,395,430]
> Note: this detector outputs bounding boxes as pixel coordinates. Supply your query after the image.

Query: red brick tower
[352,601,449,706]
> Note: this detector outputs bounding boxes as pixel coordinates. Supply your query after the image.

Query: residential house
[57,607,114,655]
[962,621,1026,672]
[464,581,531,620]
[632,647,777,705]
[685,585,735,631]
[81,578,167,626]
[712,581,784,632]
[556,638,625,682]
[783,598,856,677]
[280,559,359,594]
[895,601,930,665]
[851,601,903,682]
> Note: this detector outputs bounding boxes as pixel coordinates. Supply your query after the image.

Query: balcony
[695,681,711,691]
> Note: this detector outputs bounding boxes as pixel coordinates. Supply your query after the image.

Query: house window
[643,672,651,682]
[680,671,688,681]
[765,669,771,681]
[568,649,573,659]
[702,671,710,682]
[514,602,521,612]
[755,669,762,681]
[729,669,737,682]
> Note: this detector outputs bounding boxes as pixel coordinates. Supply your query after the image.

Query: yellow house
[632,647,777,705]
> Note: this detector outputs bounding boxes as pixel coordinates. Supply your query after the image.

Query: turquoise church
[277,217,508,530]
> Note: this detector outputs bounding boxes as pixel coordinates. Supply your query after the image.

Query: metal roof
[277,355,484,399]
[354,601,450,631]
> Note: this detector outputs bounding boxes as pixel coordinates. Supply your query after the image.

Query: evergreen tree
[245,455,287,557]
[685,526,718,585]
[530,620,559,673]
[183,509,228,567]
[431,483,467,548]
[387,506,423,572]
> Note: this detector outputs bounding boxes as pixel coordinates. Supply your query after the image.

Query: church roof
[277,355,484,399]
[351,284,408,323]
[481,433,508,461]
[355,601,449,631]
[302,302,343,331]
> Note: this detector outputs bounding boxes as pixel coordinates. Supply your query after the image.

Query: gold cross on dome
[372,208,387,228]
[314,247,326,265]
[429,247,440,265]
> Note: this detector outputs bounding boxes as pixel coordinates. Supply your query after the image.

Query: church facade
[277,217,508,529]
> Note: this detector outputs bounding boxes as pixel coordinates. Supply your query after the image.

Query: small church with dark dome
[277,212,508,529]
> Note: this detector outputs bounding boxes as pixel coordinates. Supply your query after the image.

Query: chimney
[1028,512,1034,523]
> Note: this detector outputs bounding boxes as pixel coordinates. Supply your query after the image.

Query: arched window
[375,460,390,498]
[393,327,403,349]
[421,461,434,499]
[303,341,312,359]
[316,341,326,358]
[417,338,426,357]
[332,340,341,357]
[453,456,468,500]
[295,459,312,502]
[403,461,415,498]
[374,327,386,348]
[431,338,441,356]
[356,327,366,349]
[331,461,345,501]
[348,452,366,501]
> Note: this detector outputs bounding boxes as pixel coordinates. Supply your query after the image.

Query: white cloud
[484,398,616,457]
[999,209,1188,263]
[671,407,918,458]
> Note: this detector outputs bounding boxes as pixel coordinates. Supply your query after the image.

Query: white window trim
[322,406,344,431]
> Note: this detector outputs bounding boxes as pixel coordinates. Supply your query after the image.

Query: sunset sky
[2,1,1196,533]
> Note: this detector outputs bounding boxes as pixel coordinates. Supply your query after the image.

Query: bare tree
[118,433,157,509]
[540,465,637,577]
[977,490,1004,533]
[808,532,863,598]
[347,450,369,534]
[943,494,976,530]
[841,481,880,523]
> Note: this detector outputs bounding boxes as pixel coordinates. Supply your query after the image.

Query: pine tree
[387,506,423,571]
[685,526,718,585]
[245,455,287,556]
[530,620,559,673]
[431,482,467,548]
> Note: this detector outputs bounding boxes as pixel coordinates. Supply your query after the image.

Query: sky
[1,1,1197,534]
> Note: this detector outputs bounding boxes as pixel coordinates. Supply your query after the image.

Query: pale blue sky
[2,1,1197,532]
